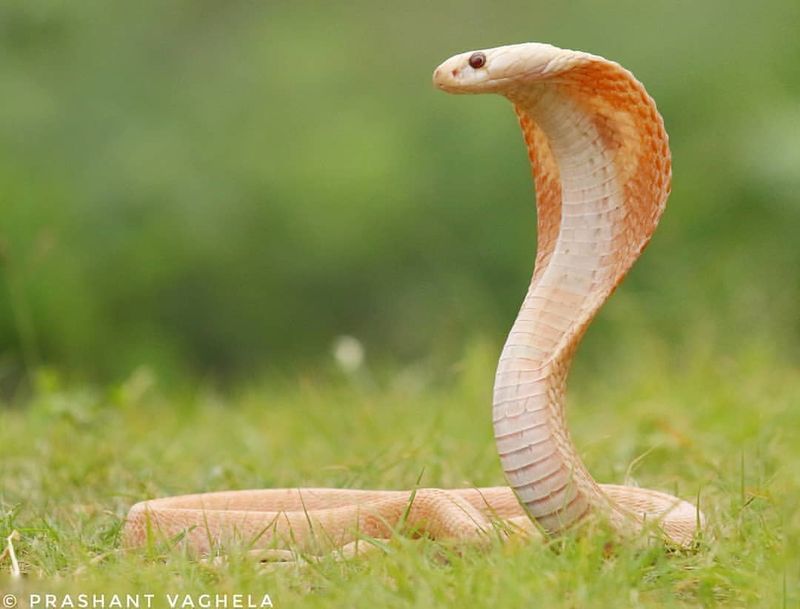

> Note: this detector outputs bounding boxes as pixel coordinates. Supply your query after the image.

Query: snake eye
[468,52,486,69]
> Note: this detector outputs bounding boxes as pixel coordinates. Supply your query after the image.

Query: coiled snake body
[123,43,704,555]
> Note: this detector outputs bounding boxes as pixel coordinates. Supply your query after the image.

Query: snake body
[123,43,704,555]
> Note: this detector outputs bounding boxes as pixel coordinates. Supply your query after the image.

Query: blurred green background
[1,0,798,387]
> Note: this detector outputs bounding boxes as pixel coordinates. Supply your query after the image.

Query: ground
[1,341,797,608]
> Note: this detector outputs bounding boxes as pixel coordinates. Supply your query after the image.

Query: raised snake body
[123,43,704,555]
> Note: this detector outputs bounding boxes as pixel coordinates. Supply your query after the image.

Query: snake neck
[493,62,671,535]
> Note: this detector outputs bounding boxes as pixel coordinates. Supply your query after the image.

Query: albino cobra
[123,43,705,555]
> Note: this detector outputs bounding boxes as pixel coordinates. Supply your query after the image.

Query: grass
[1,338,798,608]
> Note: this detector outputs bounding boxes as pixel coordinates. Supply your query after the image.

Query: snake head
[433,43,588,95]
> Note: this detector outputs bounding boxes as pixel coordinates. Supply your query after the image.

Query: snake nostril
[451,68,459,77]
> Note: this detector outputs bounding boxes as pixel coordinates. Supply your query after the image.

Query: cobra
[123,43,705,557]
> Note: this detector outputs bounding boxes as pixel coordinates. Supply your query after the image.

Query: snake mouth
[432,59,553,95]
[432,71,470,94]
[432,69,537,96]
[432,65,501,94]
